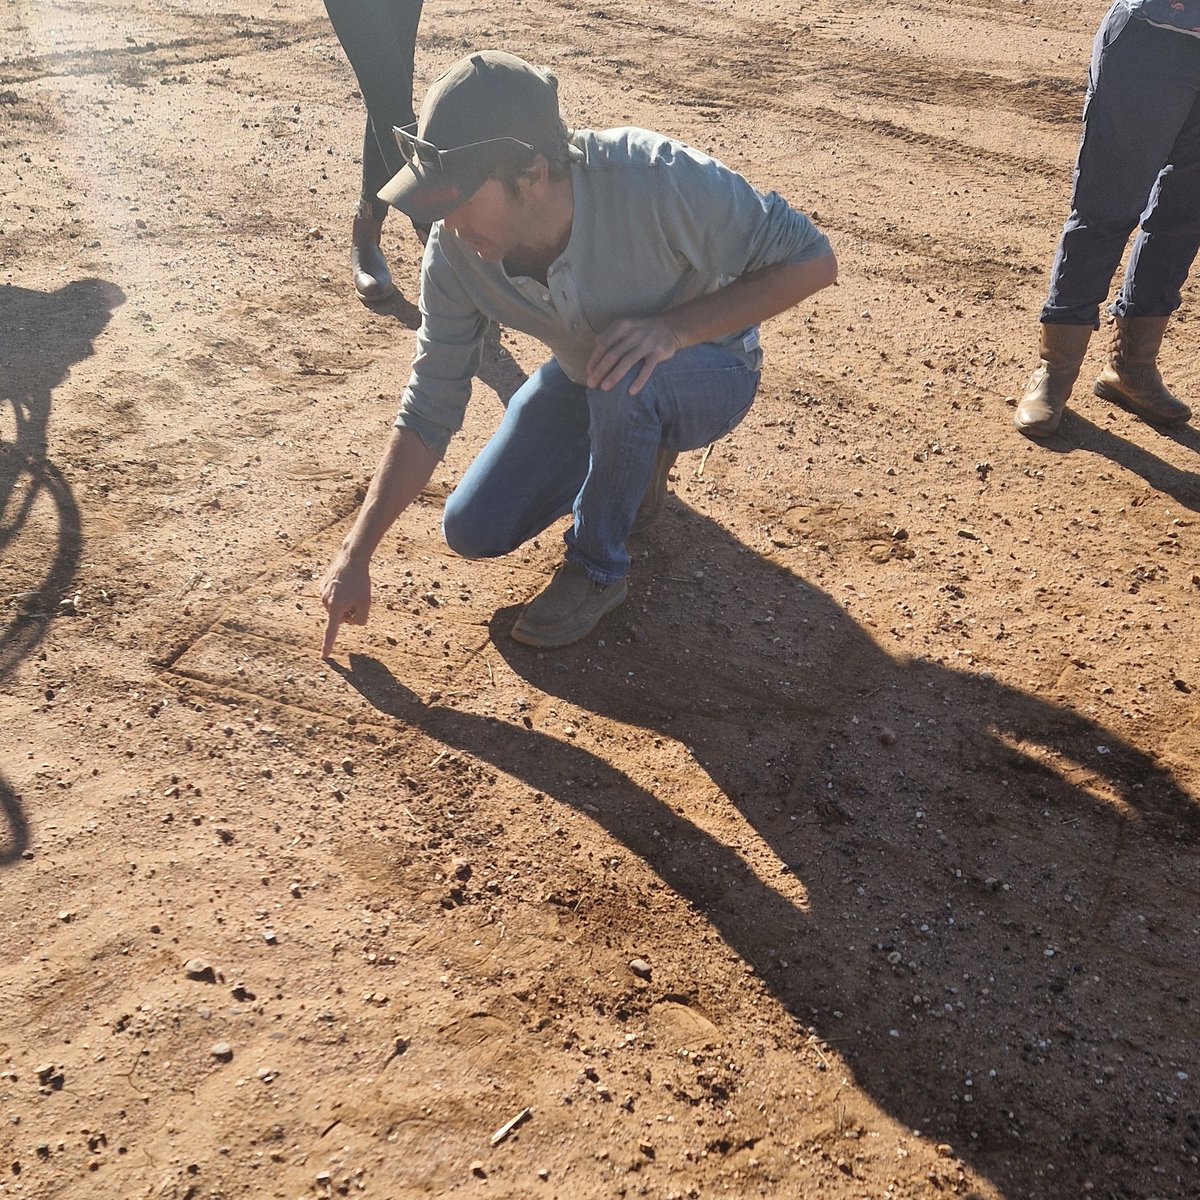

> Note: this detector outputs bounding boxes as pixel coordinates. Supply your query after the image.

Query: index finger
[321,609,342,659]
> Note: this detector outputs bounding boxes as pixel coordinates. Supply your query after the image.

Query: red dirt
[2,2,1198,1198]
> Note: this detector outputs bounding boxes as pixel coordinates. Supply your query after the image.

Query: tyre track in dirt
[524,0,1081,129]
[491,0,1077,301]
[0,15,331,86]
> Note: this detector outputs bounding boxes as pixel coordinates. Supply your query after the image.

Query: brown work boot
[1093,315,1191,425]
[1014,323,1093,437]
[511,562,628,648]
[630,448,678,536]
[351,200,395,303]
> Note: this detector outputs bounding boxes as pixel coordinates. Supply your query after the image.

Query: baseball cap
[378,51,563,224]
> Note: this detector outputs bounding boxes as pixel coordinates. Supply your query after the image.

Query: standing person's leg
[1094,49,1200,424]
[1016,7,1192,435]
[511,345,759,647]
[324,0,425,302]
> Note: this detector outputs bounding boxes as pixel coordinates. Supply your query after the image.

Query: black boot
[351,199,395,303]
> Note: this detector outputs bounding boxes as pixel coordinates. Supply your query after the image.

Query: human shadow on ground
[0,277,124,865]
[336,503,1198,1199]
[1051,410,1200,510]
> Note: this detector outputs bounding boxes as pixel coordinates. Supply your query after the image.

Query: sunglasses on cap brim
[392,123,536,171]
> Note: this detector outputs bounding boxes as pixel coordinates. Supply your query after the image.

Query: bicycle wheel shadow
[337,501,1198,1198]
[0,277,125,865]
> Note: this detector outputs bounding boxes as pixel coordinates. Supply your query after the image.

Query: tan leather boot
[1092,316,1191,425]
[351,200,395,303]
[1014,324,1093,437]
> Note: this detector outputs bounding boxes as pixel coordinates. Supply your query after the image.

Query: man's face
[441,177,535,265]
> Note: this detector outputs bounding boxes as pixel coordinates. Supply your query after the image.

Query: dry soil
[1,2,1198,1198]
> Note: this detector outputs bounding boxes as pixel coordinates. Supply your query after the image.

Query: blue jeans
[323,0,424,222]
[1041,4,1200,327]
[442,346,760,585]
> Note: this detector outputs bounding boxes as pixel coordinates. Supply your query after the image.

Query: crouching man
[320,50,836,655]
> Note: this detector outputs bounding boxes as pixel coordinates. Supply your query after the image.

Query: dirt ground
[2,1,1199,1197]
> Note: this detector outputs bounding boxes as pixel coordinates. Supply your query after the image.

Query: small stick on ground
[490,1106,532,1146]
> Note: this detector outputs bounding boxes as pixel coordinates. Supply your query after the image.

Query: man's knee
[442,494,513,560]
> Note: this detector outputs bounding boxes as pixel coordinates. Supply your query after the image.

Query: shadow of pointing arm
[334,653,810,942]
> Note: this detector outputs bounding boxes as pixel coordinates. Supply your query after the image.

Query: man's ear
[524,153,551,190]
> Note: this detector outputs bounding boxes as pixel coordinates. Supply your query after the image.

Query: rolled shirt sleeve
[394,232,488,457]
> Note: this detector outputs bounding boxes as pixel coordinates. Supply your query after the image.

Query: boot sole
[355,281,397,304]
[1013,406,1064,438]
[1013,414,1062,438]
[510,579,629,648]
[1092,380,1191,425]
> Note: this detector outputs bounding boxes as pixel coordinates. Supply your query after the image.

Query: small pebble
[879,727,897,746]
[210,1042,233,1062]
[183,958,217,983]
[629,958,652,980]
[469,1159,486,1178]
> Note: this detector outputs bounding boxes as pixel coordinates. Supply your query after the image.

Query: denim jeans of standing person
[324,0,424,223]
[1041,3,1200,327]
[442,346,760,585]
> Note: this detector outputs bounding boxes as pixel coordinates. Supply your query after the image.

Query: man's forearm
[666,254,838,350]
[586,253,838,394]
[340,426,442,561]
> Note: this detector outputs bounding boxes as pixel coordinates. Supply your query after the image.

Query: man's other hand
[587,316,681,395]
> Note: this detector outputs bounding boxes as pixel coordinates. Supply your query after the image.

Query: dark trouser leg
[1040,8,1199,328]
[1115,87,1200,318]
[324,0,424,219]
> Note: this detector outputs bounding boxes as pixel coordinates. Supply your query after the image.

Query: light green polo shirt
[396,126,833,456]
